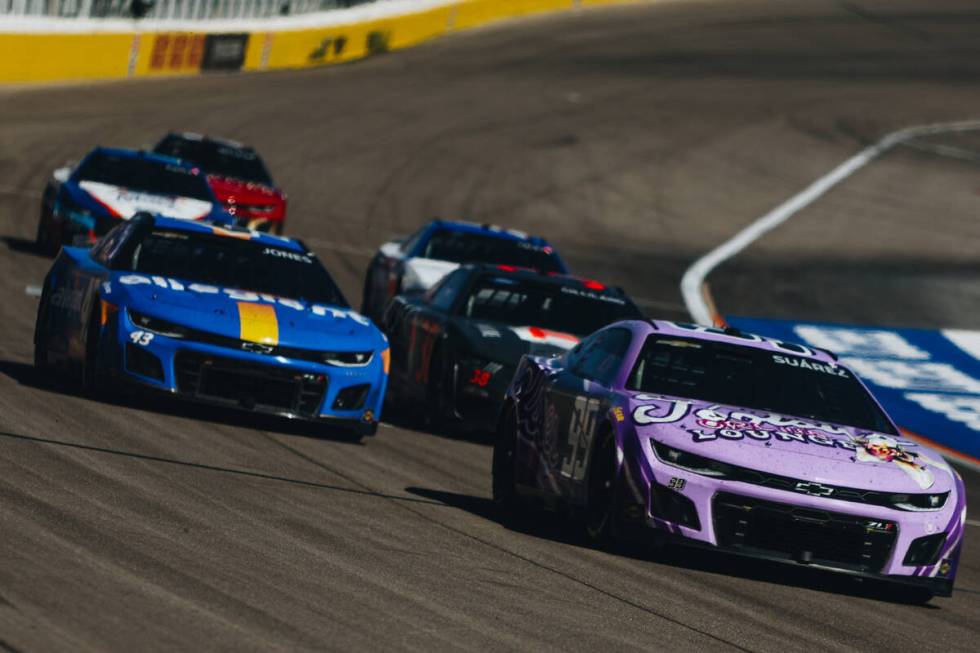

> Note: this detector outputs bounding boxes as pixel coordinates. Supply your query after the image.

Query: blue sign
[727,317,980,464]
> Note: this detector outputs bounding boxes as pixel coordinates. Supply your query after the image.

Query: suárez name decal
[773,354,849,377]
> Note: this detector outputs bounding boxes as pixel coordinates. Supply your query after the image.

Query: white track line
[680,119,980,326]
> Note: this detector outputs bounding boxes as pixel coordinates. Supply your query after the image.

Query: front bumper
[622,442,963,596]
[106,309,386,434]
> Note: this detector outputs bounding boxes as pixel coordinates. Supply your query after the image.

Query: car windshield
[627,336,896,434]
[154,137,273,185]
[422,229,564,273]
[129,230,348,306]
[459,275,641,336]
[75,152,214,201]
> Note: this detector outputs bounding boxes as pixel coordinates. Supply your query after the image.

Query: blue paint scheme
[404,219,569,273]
[37,217,388,433]
[728,316,980,462]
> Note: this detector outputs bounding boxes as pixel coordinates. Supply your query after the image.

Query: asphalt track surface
[1,0,979,650]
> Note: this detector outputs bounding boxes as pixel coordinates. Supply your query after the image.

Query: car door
[543,327,633,504]
[402,268,470,395]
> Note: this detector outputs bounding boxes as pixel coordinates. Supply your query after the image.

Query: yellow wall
[0,33,135,83]
[0,0,642,84]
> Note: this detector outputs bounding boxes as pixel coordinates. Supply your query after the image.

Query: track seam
[262,433,757,652]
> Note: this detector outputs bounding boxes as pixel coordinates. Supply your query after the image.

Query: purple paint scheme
[496,320,966,598]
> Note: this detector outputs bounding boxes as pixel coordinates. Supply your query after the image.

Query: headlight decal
[128,309,189,338]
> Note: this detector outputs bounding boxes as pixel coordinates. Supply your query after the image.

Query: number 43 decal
[129,331,154,346]
[561,396,600,481]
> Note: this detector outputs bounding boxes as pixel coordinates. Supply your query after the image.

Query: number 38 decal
[129,331,154,346]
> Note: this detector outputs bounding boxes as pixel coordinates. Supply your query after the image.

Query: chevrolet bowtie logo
[241,342,274,354]
[794,481,835,497]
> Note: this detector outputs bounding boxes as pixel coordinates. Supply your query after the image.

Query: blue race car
[36,147,234,255]
[34,213,388,437]
[360,219,569,322]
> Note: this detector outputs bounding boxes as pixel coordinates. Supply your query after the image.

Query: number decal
[129,330,154,346]
[561,396,600,481]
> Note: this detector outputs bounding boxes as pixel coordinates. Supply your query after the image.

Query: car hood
[206,175,284,204]
[628,393,955,494]
[108,272,383,351]
[453,318,578,364]
[73,180,214,221]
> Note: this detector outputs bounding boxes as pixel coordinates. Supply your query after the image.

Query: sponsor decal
[78,181,212,221]
[150,33,205,72]
[50,286,85,315]
[559,285,627,305]
[117,274,370,324]
[613,407,625,422]
[309,35,348,63]
[202,34,250,72]
[632,395,693,425]
[853,433,941,489]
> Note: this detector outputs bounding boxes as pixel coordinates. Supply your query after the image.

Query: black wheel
[424,345,454,431]
[78,306,104,395]
[33,284,51,372]
[492,403,520,512]
[35,209,57,256]
[584,427,618,546]
[360,265,375,317]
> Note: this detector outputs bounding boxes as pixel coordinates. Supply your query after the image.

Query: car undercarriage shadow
[405,486,951,607]
[0,359,365,444]
[382,400,497,446]
[2,235,52,258]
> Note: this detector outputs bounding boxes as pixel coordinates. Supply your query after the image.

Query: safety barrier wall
[0,0,644,83]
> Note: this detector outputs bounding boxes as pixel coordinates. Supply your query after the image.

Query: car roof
[427,219,551,246]
[642,319,839,364]
[163,132,250,150]
[86,146,196,170]
[465,263,629,297]
[151,216,306,252]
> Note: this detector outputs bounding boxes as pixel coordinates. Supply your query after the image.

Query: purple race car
[493,320,966,600]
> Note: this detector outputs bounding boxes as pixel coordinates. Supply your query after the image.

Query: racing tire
[78,306,105,396]
[424,345,454,432]
[491,402,522,517]
[584,426,618,546]
[35,209,58,256]
[33,283,52,373]
[360,265,375,318]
